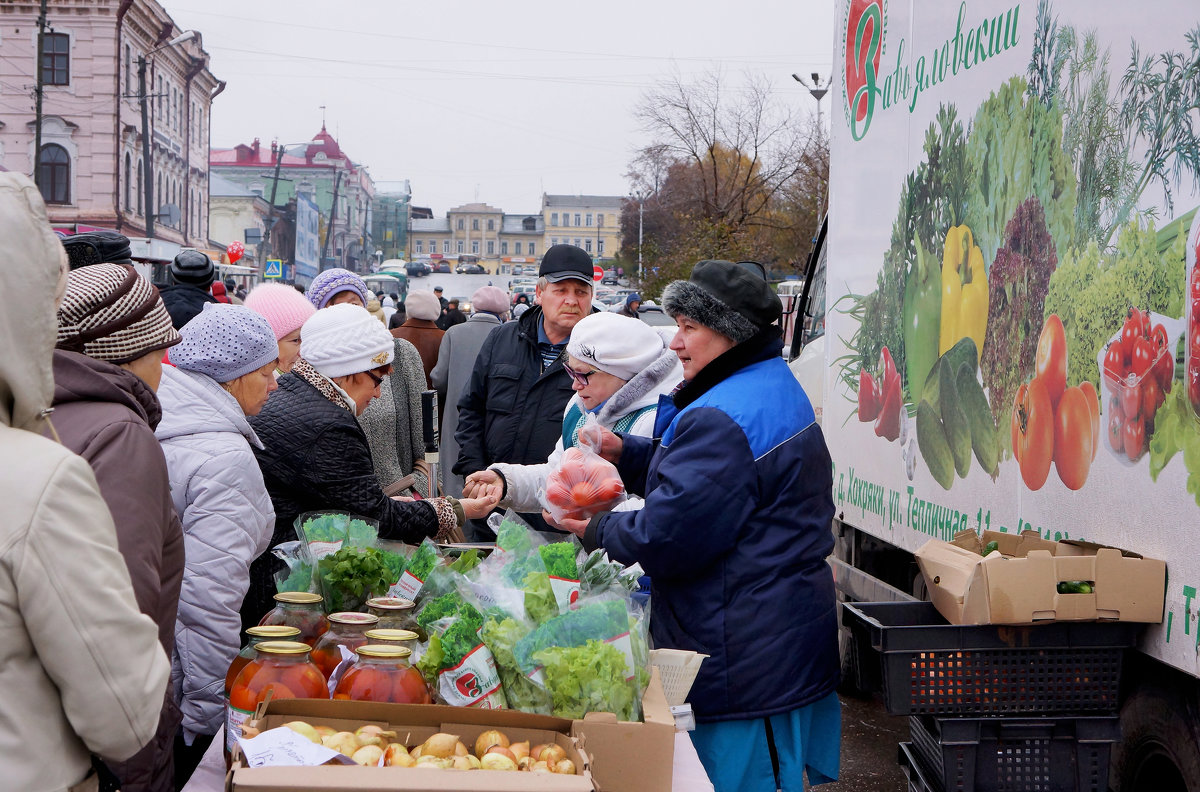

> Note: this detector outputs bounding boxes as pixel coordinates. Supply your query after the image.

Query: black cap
[62,231,133,271]
[538,244,594,284]
[170,249,216,287]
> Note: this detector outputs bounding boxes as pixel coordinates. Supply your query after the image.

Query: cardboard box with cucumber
[915,529,1166,625]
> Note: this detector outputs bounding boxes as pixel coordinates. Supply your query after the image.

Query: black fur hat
[662,259,780,344]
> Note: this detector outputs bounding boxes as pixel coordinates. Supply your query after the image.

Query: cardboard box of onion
[227,667,676,792]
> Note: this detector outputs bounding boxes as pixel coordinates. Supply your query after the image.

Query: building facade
[208,171,270,268]
[542,194,624,263]
[408,202,544,274]
[373,183,411,263]
[0,0,220,246]
[210,127,375,275]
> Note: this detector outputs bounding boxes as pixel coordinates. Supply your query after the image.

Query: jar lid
[254,640,313,656]
[327,611,380,626]
[366,596,416,611]
[364,628,419,642]
[356,644,413,659]
[273,591,323,605]
[246,625,302,639]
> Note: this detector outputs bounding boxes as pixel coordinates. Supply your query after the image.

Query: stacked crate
[843,601,1139,792]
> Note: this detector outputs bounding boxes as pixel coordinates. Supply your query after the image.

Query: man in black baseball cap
[454,244,595,538]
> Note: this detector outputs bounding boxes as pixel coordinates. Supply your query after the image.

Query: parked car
[511,265,527,275]
[434,262,452,273]
[456,263,487,274]
[638,304,675,327]
[601,268,621,285]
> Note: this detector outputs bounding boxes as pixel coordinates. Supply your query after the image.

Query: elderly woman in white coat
[155,303,280,784]
[464,312,680,514]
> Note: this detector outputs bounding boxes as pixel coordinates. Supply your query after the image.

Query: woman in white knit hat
[152,302,281,781]
[244,304,501,628]
[463,311,680,515]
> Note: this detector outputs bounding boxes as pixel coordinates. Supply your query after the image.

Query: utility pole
[637,192,645,282]
[319,168,342,270]
[33,0,48,189]
[138,54,155,238]
[259,142,286,273]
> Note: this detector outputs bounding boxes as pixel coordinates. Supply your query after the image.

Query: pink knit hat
[243,282,317,340]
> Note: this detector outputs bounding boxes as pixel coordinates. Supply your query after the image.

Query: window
[457,218,464,231]
[501,241,508,255]
[41,32,70,86]
[472,240,480,255]
[124,45,131,94]
[574,238,582,248]
[598,240,605,255]
[551,238,558,246]
[513,242,521,255]
[123,154,131,211]
[472,218,479,231]
[528,243,536,255]
[487,240,494,255]
[574,213,581,226]
[597,213,605,227]
[38,144,70,204]
[136,160,143,215]
[487,218,495,231]
[416,240,424,254]
[585,239,593,253]
[457,240,464,254]
[443,240,450,253]
[523,217,536,231]
[586,213,593,227]
[551,212,558,226]
[156,76,163,119]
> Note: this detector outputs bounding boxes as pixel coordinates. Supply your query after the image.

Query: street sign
[592,265,604,281]
[265,259,283,279]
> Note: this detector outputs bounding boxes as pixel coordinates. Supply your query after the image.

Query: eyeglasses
[365,367,390,387]
[563,363,600,387]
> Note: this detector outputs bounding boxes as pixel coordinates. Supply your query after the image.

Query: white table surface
[182,726,713,792]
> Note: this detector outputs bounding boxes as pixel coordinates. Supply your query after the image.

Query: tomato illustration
[1123,417,1146,462]
[1015,378,1054,490]
[1141,377,1163,423]
[1036,314,1068,406]
[1053,386,1093,490]
[1121,309,1143,362]
[1103,342,1125,384]
[1077,380,1100,461]
[1108,402,1125,455]
[1131,336,1155,380]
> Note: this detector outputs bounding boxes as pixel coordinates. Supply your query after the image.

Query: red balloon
[227,241,245,264]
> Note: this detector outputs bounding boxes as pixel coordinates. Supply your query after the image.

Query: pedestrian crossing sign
[265,259,283,279]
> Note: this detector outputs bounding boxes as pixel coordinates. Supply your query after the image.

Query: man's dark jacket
[453,306,574,532]
[158,283,217,330]
[244,372,440,630]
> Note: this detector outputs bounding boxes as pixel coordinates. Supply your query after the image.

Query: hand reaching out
[463,469,503,500]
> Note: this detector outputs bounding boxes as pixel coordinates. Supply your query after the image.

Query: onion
[538,743,567,765]
[480,753,518,771]
[474,729,510,758]
[530,761,552,773]
[282,721,321,744]
[423,732,461,758]
[554,759,577,775]
[486,746,516,762]
[351,745,384,766]
[509,740,530,761]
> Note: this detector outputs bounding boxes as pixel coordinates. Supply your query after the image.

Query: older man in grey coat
[430,286,508,499]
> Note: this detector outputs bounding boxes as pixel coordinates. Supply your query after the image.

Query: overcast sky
[170,1,834,216]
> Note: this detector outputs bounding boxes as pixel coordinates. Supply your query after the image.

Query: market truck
[800,1,1200,789]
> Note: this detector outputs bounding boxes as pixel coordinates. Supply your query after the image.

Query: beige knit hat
[56,263,180,363]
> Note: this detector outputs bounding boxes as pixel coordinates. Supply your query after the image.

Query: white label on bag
[548,576,581,613]
[307,540,342,560]
[438,643,505,708]
[605,631,637,682]
[226,705,252,753]
[392,571,423,600]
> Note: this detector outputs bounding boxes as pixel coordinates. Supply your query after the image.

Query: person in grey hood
[52,262,185,792]
[0,172,171,792]
[154,303,279,786]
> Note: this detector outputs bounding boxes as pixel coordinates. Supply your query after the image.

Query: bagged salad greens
[413,571,507,710]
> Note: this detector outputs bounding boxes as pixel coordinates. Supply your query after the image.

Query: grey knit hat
[171,303,279,383]
[662,259,781,344]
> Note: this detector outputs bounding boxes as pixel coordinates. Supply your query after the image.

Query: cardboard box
[915,529,1166,625]
[570,667,676,792]
[228,698,595,792]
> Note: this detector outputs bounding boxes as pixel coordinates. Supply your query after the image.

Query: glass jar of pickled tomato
[227,641,328,757]
[257,591,328,646]
[366,596,422,636]
[363,628,420,649]
[333,644,431,704]
[310,611,379,679]
[223,625,301,762]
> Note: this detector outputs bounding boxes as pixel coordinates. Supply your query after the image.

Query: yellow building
[409,202,542,274]
[542,194,624,264]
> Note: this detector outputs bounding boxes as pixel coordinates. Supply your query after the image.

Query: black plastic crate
[899,741,936,792]
[907,714,1120,792]
[842,601,1138,716]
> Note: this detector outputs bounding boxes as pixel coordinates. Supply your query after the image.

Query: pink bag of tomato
[541,415,626,522]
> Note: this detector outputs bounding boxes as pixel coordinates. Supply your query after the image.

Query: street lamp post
[138,31,196,240]
[792,71,829,220]
[635,191,645,282]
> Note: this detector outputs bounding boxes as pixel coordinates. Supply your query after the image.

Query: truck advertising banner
[827,0,1200,671]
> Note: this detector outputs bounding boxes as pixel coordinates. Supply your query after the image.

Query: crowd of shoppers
[0,180,840,792]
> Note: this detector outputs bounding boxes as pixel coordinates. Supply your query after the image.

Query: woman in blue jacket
[550,259,841,791]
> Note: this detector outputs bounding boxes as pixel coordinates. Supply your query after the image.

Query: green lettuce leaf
[532,640,636,721]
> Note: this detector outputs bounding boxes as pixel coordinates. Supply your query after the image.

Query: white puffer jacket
[490,347,681,513]
[155,365,275,743]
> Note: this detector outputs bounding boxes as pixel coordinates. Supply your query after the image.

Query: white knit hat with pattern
[566,311,667,381]
[301,303,395,378]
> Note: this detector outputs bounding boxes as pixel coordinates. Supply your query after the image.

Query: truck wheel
[1113,682,1200,792]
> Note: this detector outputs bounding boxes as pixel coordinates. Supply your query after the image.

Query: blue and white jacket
[585,332,838,722]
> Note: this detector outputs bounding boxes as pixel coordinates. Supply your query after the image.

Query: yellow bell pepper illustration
[938,224,989,361]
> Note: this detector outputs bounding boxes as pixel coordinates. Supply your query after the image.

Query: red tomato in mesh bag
[544,446,625,519]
